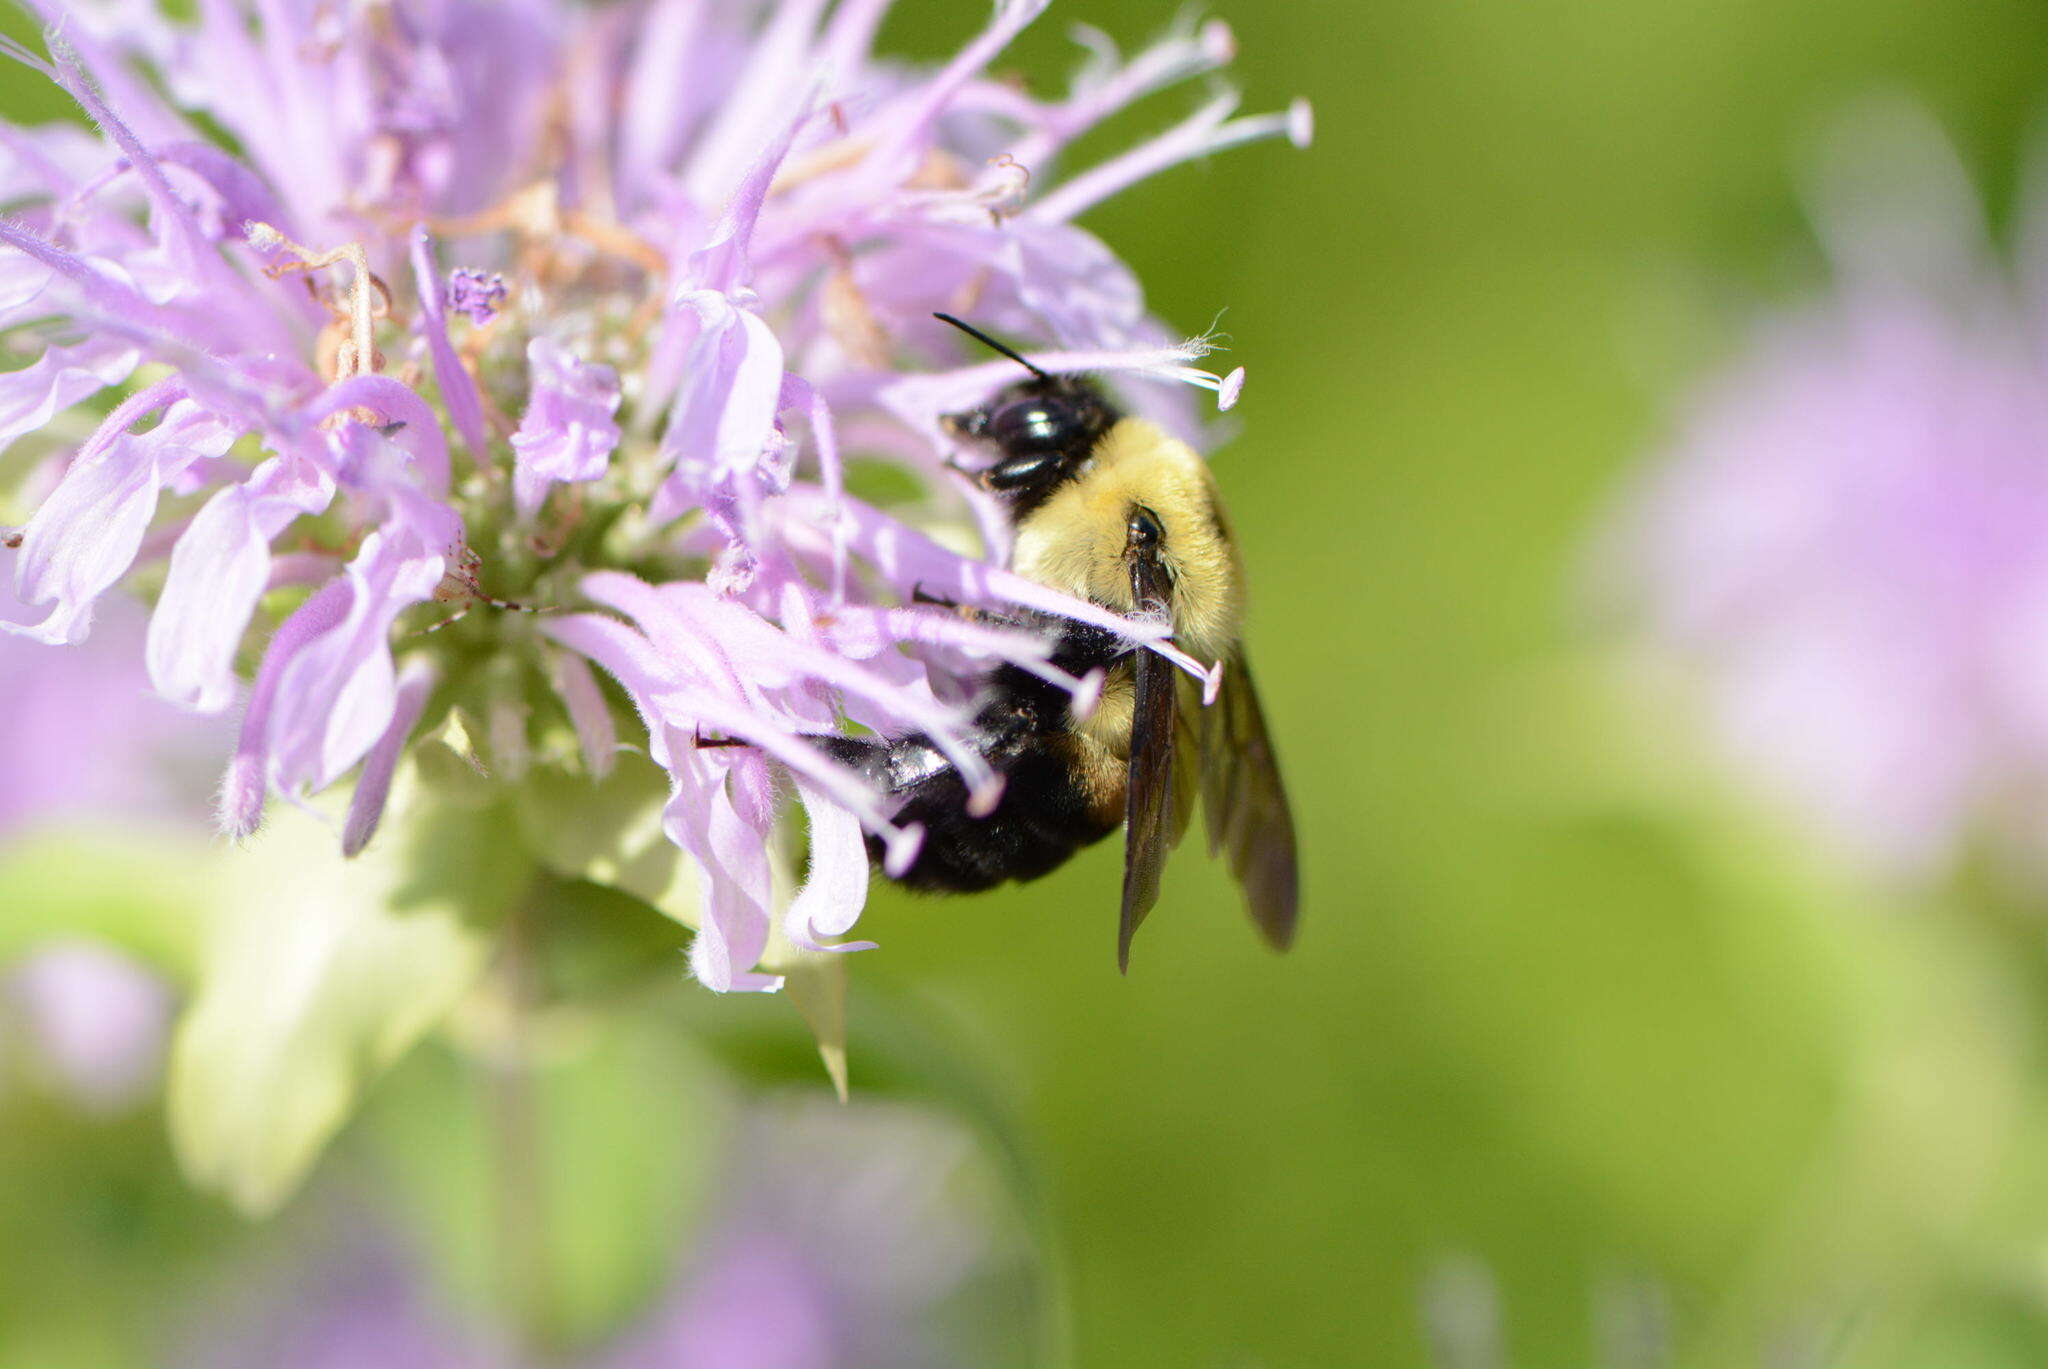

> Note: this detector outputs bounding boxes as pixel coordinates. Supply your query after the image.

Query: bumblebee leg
[692,729,750,749]
[406,603,473,638]
[910,583,1041,633]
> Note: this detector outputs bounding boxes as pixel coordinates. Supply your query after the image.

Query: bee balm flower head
[1602,107,2048,884]
[0,0,1307,992]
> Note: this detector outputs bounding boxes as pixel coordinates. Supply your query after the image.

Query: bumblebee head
[933,314,1121,515]
[946,378,1120,505]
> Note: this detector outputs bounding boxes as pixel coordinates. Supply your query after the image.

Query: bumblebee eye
[1127,506,1165,549]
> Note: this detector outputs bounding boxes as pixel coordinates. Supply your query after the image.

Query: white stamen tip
[1286,99,1315,149]
[967,774,1006,817]
[883,823,926,878]
[244,221,286,250]
[1069,668,1106,720]
[1202,661,1224,706]
[1200,20,1237,62]
[1217,367,1246,411]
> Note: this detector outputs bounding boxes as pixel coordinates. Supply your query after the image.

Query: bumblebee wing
[1118,547,1182,973]
[1171,670,1203,848]
[1200,651,1300,951]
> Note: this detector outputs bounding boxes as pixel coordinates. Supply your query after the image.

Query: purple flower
[0,580,213,1116]
[511,336,623,517]
[4,940,172,1112]
[1599,107,2048,882]
[0,575,225,832]
[177,1218,497,1369]
[603,1099,1008,1369]
[175,1098,1021,1369]
[0,1,1307,992]
[443,268,506,325]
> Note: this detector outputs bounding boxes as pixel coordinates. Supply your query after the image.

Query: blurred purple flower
[0,578,224,833]
[180,1220,497,1369]
[3,940,172,1112]
[605,1098,1003,1369]
[0,580,214,1116]
[180,1098,1020,1369]
[1601,107,2048,881]
[0,0,1305,990]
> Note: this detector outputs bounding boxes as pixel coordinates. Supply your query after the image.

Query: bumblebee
[823,315,1298,969]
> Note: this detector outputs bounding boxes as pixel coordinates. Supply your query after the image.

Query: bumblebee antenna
[932,312,1051,382]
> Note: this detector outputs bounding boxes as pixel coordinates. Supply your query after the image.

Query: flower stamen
[770,135,877,194]
[432,182,668,279]
[248,223,388,383]
[820,237,892,367]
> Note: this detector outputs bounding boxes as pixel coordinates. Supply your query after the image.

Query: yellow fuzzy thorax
[1008,418,1244,665]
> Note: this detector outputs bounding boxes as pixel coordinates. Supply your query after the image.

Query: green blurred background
[869,1,2048,1366]
[17,1,2048,1366]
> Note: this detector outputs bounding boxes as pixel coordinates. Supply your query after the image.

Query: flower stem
[491,893,553,1362]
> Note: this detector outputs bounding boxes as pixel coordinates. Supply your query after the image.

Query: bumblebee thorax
[1009,418,1243,663]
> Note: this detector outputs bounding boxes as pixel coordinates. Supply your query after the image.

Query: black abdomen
[821,638,1124,893]
[876,733,1116,892]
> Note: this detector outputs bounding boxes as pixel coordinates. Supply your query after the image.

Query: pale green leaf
[518,751,850,1096]
[366,1018,735,1353]
[410,708,496,806]
[782,951,851,1102]
[514,753,700,930]
[0,826,215,978]
[168,770,527,1215]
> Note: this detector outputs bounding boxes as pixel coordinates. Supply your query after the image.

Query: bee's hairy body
[828,321,1298,967]
[1010,419,1244,666]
